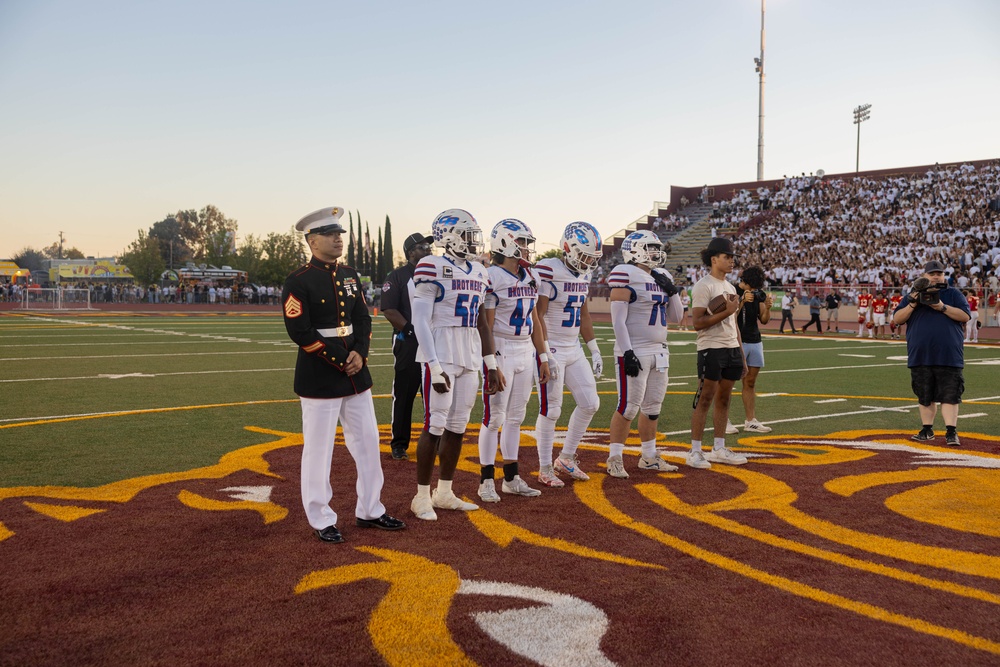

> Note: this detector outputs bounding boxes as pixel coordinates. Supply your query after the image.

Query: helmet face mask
[490,219,536,266]
[562,221,602,274]
[432,209,483,261]
[621,230,665,268]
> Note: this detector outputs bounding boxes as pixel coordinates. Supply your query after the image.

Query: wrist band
[538,353,548,363]
[586,338,600,355]
[483,354,498,370]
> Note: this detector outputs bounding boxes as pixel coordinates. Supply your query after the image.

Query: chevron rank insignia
[284,294,303,318]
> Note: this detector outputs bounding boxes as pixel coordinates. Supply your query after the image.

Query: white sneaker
[554,455,590,481]
[725,421,739,435]
[686,450,712,469]
[537,465,565,488]
[638,455,679,472]
[478,479,501,503]
[411,494,438,521]
[705,447,748,465]
[606,455,629,478]
[502,475,542,497]
[743,419,772,433]
[431,489,478,511]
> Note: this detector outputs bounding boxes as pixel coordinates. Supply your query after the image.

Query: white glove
[547,352,560,383]
[586,338,603,377]
[591,350,603,377]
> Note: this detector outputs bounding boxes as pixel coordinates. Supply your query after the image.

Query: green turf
[1,313,998,487]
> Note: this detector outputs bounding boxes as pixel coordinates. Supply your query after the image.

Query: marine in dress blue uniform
[282,206,405,543]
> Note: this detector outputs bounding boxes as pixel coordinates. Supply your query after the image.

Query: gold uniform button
[340,301,345,306]
[325,264,331,270]
[321,299,325,303]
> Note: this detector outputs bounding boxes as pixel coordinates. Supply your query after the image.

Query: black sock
[480,465,494,482]
[503,462,518,482]
[922,424,933,433]
[945,425,957,436]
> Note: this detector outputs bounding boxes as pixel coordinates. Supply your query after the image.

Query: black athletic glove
[651,269,679,297]
[623,349,642,377]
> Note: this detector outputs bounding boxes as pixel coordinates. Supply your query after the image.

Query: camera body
[915,280,946,306]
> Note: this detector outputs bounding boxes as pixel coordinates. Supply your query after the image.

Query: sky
[2,0,999,260]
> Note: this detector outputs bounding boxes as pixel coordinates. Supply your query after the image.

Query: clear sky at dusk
[2,0,998,259]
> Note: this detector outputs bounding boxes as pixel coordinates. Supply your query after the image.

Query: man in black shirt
[729,266,774,434]
[825,289,842,333]
[381,232,433,460]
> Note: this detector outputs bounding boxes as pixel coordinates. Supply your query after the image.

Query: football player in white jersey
[477,219,551,502]
[606,230,684,478]
[410,209,505,521]
[533,222,605,486]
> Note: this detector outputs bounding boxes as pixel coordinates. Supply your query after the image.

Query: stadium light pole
[755,0,766,182]
[853,103,871,173]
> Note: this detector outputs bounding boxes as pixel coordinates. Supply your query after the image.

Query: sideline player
[533,222,604,486]
[889,290,903,339]
[477,219,550,502]
[965,290,980,343]
[410,209,504,521]
[871,290,889,339]
[283,206,405,543]
[607,230,684,478]
[857,287,873,338]
[687,237,748,470]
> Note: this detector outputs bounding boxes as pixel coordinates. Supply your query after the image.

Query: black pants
[802,313,822,332]
[390,338,422,454]
[779,309,796,333]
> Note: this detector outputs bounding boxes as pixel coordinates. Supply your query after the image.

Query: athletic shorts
[698,347,744,382]
[910,365,964,406]
[873,313,886,326]
[742,341,764,368]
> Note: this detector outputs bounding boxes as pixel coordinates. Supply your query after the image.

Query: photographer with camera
[892,260,970,446]
[726,266,773,434]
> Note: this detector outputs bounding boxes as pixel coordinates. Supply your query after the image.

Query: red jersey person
[965,290,980,343]
[856,289,873,338]
[889,291,903,339]
[871,291,889,339]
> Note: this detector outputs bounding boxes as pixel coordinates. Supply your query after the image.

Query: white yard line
[957,413,988,419]
[814,398,847,403]
[0,350,394,362]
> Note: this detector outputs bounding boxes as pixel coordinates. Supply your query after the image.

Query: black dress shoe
[390,448,409,460]
[315,525,344,543]
[356,513,406,531]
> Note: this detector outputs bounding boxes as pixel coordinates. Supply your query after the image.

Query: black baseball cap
[404,233,433,255]
[924,260,946,273]
[705,237,737,257]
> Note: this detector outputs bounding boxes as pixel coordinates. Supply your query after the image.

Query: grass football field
[2,311,998,488]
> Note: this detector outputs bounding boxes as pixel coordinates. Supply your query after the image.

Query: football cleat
[554,455,590,481]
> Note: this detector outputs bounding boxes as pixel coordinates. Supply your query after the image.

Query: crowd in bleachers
[2,281,284,306]
[716,162,1000,293]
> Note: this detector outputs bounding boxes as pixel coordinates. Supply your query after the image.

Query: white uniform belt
[318,325,354,337]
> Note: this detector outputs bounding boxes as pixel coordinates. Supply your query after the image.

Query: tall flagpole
[755,0,766,181]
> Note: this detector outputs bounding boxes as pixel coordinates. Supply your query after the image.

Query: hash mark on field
[838,354,875,358]
[814,398,847,403]
[957,413,988,419]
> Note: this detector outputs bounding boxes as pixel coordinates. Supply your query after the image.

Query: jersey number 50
[455,294,481,327]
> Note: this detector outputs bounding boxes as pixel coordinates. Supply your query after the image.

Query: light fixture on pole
[853,104,871,173]
[755,0,766,181]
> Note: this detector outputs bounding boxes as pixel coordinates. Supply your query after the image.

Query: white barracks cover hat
[295,206,346,235]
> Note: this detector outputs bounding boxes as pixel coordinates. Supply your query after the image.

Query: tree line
[13,206,400,287]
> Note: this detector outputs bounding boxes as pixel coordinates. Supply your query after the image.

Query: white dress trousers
[300,391,386,529]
